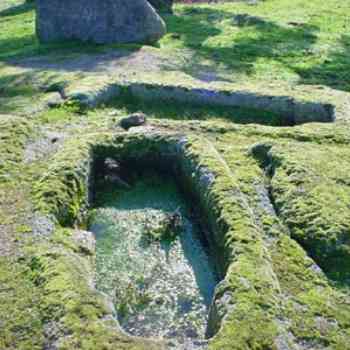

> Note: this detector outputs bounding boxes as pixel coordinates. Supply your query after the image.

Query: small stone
[43,81,67,94]
[288,21,305,27]
[120,113,147,130]
[248,142,273,167]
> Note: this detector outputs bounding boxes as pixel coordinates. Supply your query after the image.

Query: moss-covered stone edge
[33,130,350,349]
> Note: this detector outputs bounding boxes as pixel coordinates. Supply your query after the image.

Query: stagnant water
[89,172,219,349]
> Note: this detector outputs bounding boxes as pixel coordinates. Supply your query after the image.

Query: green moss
[2,0,350,93]
[33,136,92,226]
[0,115,33,178]
[1,0,349,347]
[3,119,350,349]
[18,228,162,350]
[213,131,350,348]
[263,142,350,282]
[161,0,350,91]
[32,131,285,348]
[0,258,44,350]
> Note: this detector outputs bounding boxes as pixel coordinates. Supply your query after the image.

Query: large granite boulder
[148,0,173,13]
[36,0,166,44]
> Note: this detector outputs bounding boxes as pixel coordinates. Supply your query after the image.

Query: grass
[161,0,350,90]
[1,1,350,349]
[1,0,350,93]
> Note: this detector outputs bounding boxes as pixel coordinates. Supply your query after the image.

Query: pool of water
[89,172,219,349]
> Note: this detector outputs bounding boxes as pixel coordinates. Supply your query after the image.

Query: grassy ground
[1,1,350,349]
[1,0,350,116]
[1,0,350,89]
[163,0,350,91]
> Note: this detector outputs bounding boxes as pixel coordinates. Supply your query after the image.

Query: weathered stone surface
[36,0,166,44]
[72,229,95,256]
[148,0,173,13]
[44,92,64,108]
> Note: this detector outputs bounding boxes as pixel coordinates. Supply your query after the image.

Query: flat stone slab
[36,0,166,44]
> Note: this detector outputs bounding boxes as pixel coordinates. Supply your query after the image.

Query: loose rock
[120,113,147,130]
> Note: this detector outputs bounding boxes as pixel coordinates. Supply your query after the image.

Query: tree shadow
[295,34,350,92]
[0,35,38,60]
[0,70,44,114]
[165,7,319,79]
[0,1,34,17]
[0,72,35,98]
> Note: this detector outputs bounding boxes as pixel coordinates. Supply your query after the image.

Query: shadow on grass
[109,91,286,126]
[166,6,350,91]
[296,34,350,92]
[0,71,42,113]
[0,34,39,60]
[165,7,319,77]
[0,34,144,74]
[2,2,349,94]
[0,71,41,98]
[0,1,34,17]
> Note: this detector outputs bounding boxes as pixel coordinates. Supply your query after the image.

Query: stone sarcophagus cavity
[36,0,166,44]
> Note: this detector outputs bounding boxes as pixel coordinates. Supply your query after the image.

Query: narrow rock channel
[89,170,219,349]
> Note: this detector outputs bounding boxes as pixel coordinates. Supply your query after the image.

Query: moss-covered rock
[1,107,349,350]
[250,140,350,282]
[213,131,350,349]
[31,130,350,349]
